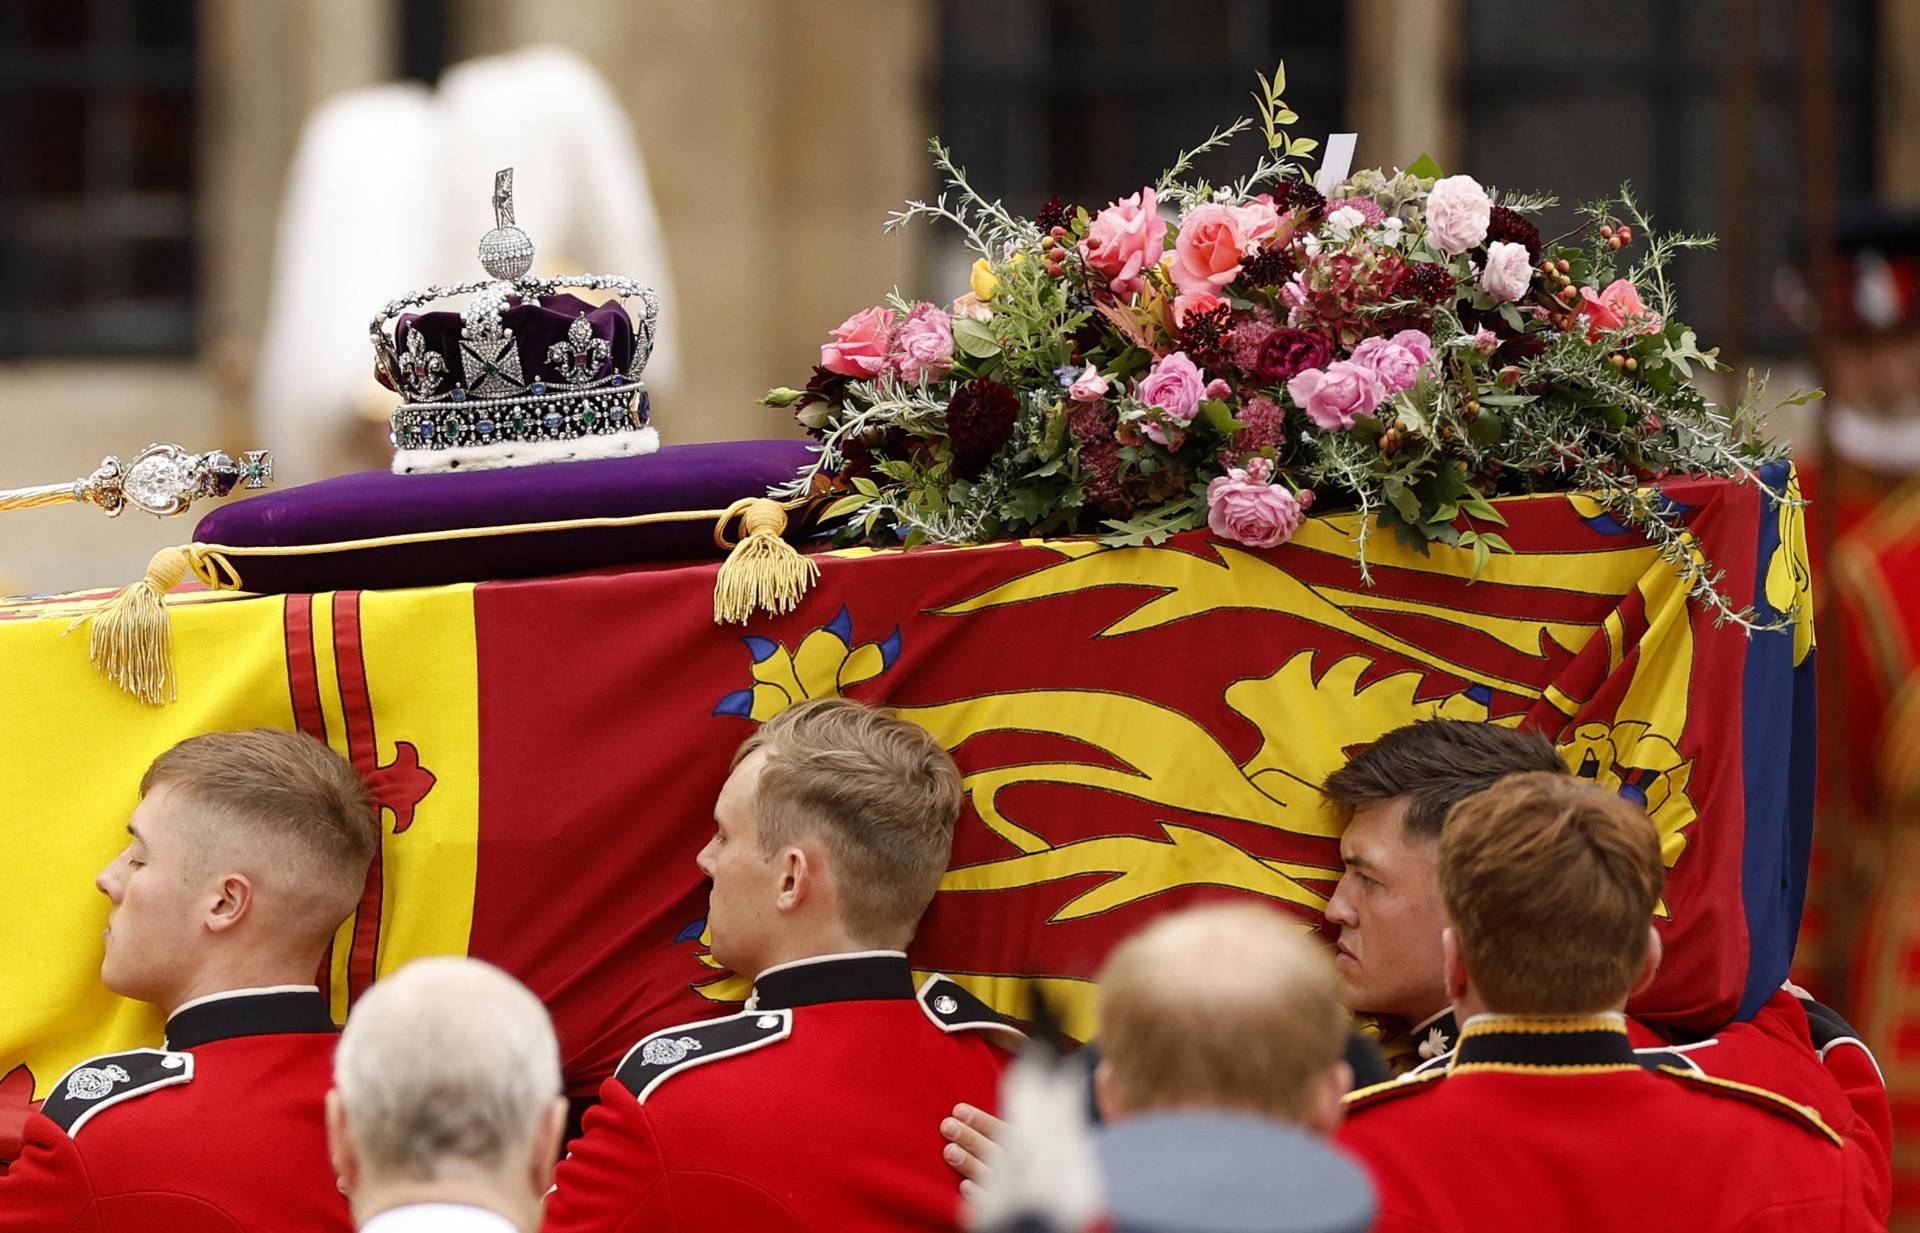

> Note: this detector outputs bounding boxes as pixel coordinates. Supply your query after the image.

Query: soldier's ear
[1442,927,1469,1005]
[1630,926,1663,998]
[205,873,254,934]
[775,847,810,912]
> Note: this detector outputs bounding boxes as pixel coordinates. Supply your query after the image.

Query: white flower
[1424,174,1492,256]
[1378,216,1406,247]
[1300,233,1323,258]
[1326,205,1367,241]
[1479,240,1533,303]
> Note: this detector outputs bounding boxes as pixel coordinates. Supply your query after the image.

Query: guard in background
[0,730,378,1232]
[1787,204,1920,1226]
[543,698,1020,1233]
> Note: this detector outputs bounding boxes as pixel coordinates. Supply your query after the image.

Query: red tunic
[542,952,1018,1233]
[0,986,349,1233]
[1337,1016,1881,1233]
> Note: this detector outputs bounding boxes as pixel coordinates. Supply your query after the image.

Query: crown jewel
[371,168,661,474]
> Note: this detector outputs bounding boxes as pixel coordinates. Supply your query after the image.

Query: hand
[940,1101,1007,1204]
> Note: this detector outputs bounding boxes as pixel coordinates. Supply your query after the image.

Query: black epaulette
[1633,1045,1704,1075]
[1652,1066,1843,1146]
[613,1009,792,1102]
[1342,1067,1446,1113]
[40,1048,193,1135]
[916,976,1027,1048]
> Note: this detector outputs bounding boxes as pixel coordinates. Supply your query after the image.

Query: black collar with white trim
[1449,1015,1638,1072]
[747,951,916,1011]
[164,986,336,1049]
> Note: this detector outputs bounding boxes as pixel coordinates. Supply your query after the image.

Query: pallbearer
[1336,773,1881,1232]
[0,729,377,1232]
[544,697,1020,1233]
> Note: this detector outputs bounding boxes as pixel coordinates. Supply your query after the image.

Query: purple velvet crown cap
[387,292,636,394]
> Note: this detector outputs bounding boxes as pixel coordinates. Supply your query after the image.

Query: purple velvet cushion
[193,440,816,594]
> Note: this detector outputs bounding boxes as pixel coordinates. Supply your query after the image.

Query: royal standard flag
[0,462,1813,1117]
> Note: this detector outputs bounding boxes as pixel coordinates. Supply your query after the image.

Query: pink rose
[1390,329,1435,367]
[1472,327,1500,355]
[891,302,954,383]
[1207,465,1305,549]
[1170,203,1247,296]
[1231,199,1283,249]
[1080,187,1169,297]
[1287,360,1387,431]
[820,305,898,377]
[1068,363,1110,402]
[1138,351,1207,445]
[1479,240,1533,303]
[1424,175,1491,256]
[1348,330,1434,393]
[1173,289,1225,328]
[1203,378,1232,401]
[1577,278,1664,340]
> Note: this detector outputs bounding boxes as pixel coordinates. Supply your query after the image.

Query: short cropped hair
[333,958,561,1181]
[1098,903,1348,1123]
[733,697,962,945]
[1439,772,1664,1014]
[141,729,377,929]
[1320,719,1567,841]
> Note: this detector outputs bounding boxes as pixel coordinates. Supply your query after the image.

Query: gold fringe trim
[71,546,193,705]
[69,499,818,705]
[712,498,819,625]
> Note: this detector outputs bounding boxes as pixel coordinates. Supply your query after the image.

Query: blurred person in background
[327,958,567,1233]
[1788,204,1920,1224]
[963,903,1374,1233]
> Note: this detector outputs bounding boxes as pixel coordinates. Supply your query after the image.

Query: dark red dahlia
[1253,329,1335,384]
[1395,261,1456,306]
[1035,192,1072,233]
[1238,246,1295,288]
[1273,179,1326,216]
[1486,205,1542,260]
[946,378,1021,478]
[838,427,906,481]
[794,365,853,435]
[1179,301,1237,371]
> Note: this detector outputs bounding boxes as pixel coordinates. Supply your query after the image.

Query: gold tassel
[713,498,818,624]
[73,546,190,706]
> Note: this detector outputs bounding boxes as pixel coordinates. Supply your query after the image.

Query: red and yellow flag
[0,464,1813,1105]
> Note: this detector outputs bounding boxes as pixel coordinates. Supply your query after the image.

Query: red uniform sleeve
[0,1111,100,1232]
[542,1080,676,1233]
[1807,1020,1894,1208]
[1703,990,1892,1221]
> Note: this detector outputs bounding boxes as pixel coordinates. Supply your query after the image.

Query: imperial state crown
[370,169,661,473]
